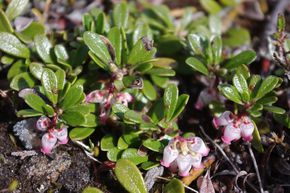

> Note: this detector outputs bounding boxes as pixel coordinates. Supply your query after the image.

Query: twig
[73,140,102,164]
[200,126,260,193]
[247,143,264,193]
[156,176,199,193]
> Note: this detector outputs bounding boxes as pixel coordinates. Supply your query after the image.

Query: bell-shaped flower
[176,154,193,176]
[221,123,241,144]
[188,137,210,156]
[41,133,57,154]
[212,111,233,129]
[53,126,68,144]
[36,116,51,131]
[86,90,109,103]
[191,153,203,169]
[160,145,179,168]
[240,116,254,142]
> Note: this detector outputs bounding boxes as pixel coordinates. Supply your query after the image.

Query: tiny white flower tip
[176,154,193,177]
[161,145,179,168]
[36,116,51,131]
[41,133,57,154]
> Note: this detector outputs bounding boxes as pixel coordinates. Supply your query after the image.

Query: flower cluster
[36,116,69,154]
[213,111,254,144]
[160,136,209,176]
[86,87,133,124]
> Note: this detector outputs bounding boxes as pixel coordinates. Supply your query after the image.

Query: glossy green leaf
[83,31,112,65]
[34,34,53,63]
[95,12,106,34]
[7,60,27,80]
[24,93,46,113]
[200,0,222,14]
[255,76,279,100]
[1,55,14,65]
[151,75,168,88]
[164,178,185,193]
[121,148,148,165]
[108,27,122,66]
[101,134,116,151]
[141,161,159,170]
[143,139,164,152]
[82,186,104,193]
[211,36,222,64]
[188,34,202,55]
[16,22,45,43]
[112,103,129,118]
[5,0,29,20]
[128,37,156,65]
[146,68,175,76]
[115,159,147,193]
[133,23,152,45]
[164,84,178,120]
[81,114,98,127]
[55,69,65,91]
[256,96,278,105]
[10,72,35,91]
[29,62,44,80]
[60,85,83,109]
[134,62,153,73]
[117,137,129,150]
[55,44,69,61]
[41,68,58,104]
[225,50,256,69]
[0,32,30,58]
[171,94,189,121]
[0,10,13,33]
[142,79,157,101]
[17,109,42,117]
[124,110,143,124]
[233,73,250,102]
[107,147,123,161]
[185,57,208,75]
[61,110,85,126]
[218,84,243,104]
[112,2,129,28]
[69,127,95,141]
[264,106,286,114]
[223,27,250,47]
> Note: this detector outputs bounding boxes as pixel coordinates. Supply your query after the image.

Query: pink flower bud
[160,145,179,168]
[221,123,241,144]
[116,92,133,106]
[176,154,193,176]
[191,153,203,169]
[86,90,108,103]
[54,126,68,144]
[212,111,233,129]
[41,133,57,154]
[188,137,210,156]
[36,116,51,131]
[240,116,254,142]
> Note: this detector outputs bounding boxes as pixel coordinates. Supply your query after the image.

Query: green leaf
[0,10,13,33]
[225,50,256,69]
[188,34,202,55]
[34,34,53,63]
[236,64,250,80]
[273,114,290,128]
[7,60,27,80]
[81,114,98,127]
[256,96,278,105]
[108,27,122,66]
[55,69,65,91]
[277,14,285,33]
[141,161,159,170]
[143,139,164,152]
[124,110,142,124]
[164,178,185,193]
[134,62,153,73]
[185,57,208,75]
[24,93,46,113]
[151,75,168,88]
[233,73,250,102]
[211,36,222,64]
[264,106,286,114]
[200,0,222,14]
[164,84,178,121]
[5,0,29,20]
[10,72,35,91]
[16,22,45,43]
[41,68,58,104]
[146,68,175,77]
[101,134,116,151]
[54,44,69,61]
[0,32,30,58]
[223,27,250,47]
[60,110,85,126]
[82,186,104,193]
[171,94,189,121]
[128,37,156,65]
[112,2,129,29]
[107,147,123,161]
[17,109,42,117]
[149,5,173,28]
[121,148,148,165]
[251,121,264,152]
[117,137,129,150]
[112,103,129,118]
[255,76,279,100]
[29,62,44,80]
[115,159,147,193]
[209,15,221,35]
[142,79,157,101]
[133,23,152,45]
[69,127,95,141]
[83,31,112,65]
[218,84,243,104]
[60,85,83,109]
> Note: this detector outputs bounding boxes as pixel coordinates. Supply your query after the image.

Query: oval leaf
[69,127,95,141]
[185,57,209,75]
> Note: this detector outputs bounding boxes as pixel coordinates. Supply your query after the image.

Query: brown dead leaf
[199,170,215,193]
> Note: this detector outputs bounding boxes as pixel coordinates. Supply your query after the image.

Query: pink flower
[41,133,57,154]
[86,90,109,103]
[213,112,254,144]
[36,116,51,131]
[53,126,68,144]
[160,136,209,176]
